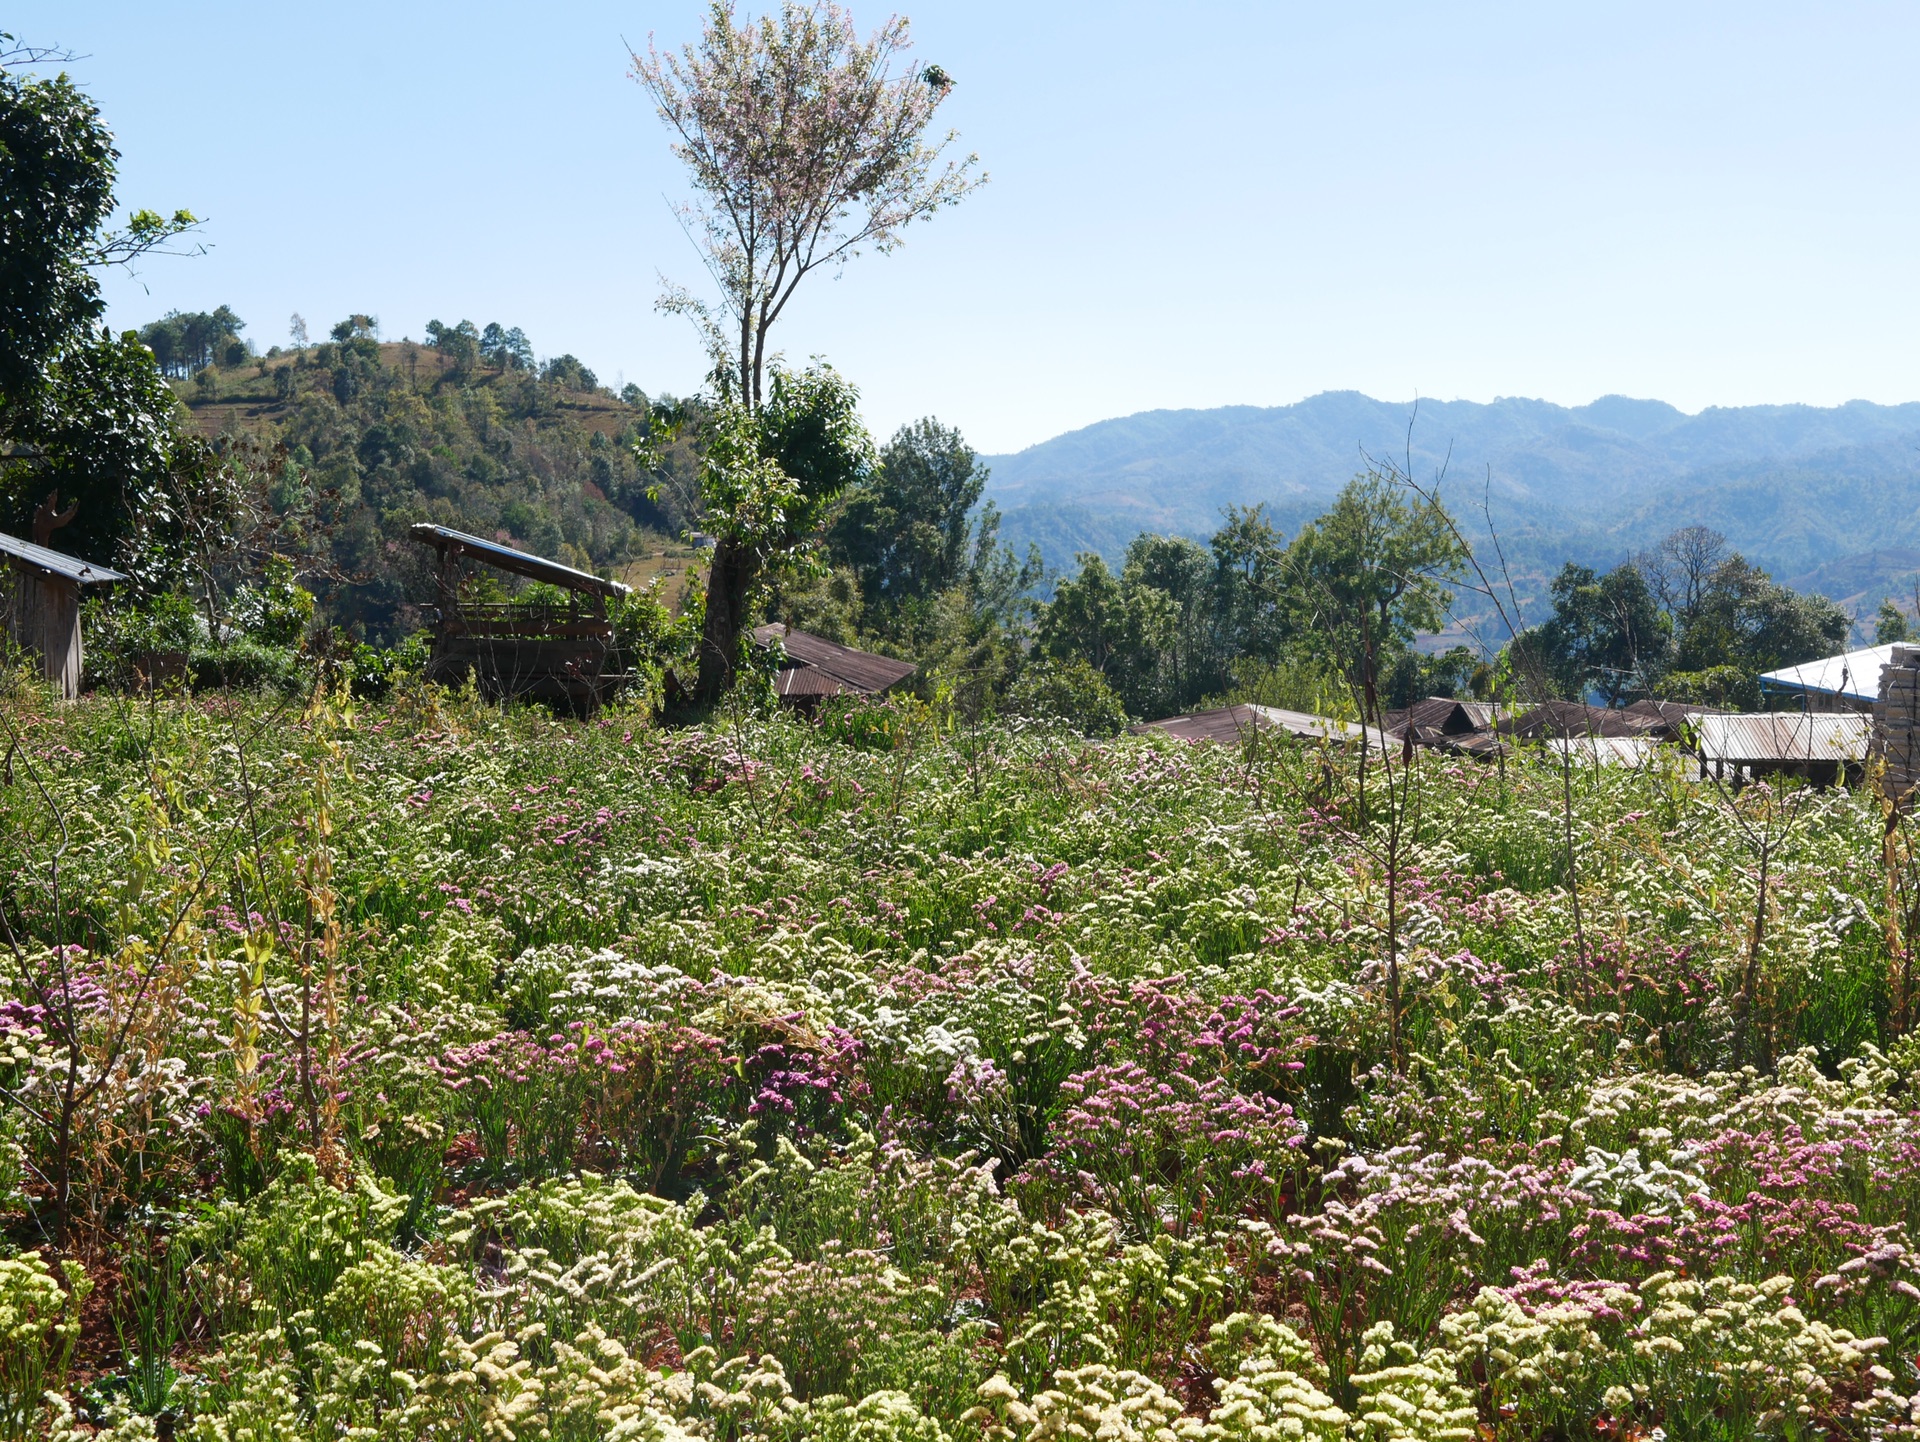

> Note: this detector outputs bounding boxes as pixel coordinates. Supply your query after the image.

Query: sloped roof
[1497,700,1649,740]
[1134,704,1265,745]
[1759,644,1896,704]
[409,523,629,599]
[771,664,852,699]
[1387,696,1496,737]
[1133,703,1391,751]
[750,624,916,695]
[1541,735,1661,767]
[1690,711,1871,765]
[0,531,126,587]
[1248,704,1393,749]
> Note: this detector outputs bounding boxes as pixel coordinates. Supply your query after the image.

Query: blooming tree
[632,1,982,411]
[632,2,982,699]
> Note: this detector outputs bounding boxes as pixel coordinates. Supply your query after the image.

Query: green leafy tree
[1514,561,1670,704]
[1121,533,1216,711]
[1208,503,1291,673]
[688,362,876,698]
[829,418,988,611]
[1282,472,1467,724]
[1673,555,1848,680]
[1034,553,1178,717]
[0,45,200,571]
[1879,598,1911,646]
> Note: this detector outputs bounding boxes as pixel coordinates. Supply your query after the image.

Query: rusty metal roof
[409,523,630,599]
[1388,696,1493,736]
[1621,699,1725,738]
[1248,705,1393,749]
[1133,704,1264,745]
[751,624,916,696]
[1498,700,1649,740]
[0,531,126,587]
[772,664,851,698]
[1689,711,1871,765]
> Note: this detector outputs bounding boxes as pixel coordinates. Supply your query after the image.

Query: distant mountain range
[982,392,1920,633]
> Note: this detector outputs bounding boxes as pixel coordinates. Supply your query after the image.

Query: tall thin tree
[632,1,983,699]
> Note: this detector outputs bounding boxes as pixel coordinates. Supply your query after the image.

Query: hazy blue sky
[21,2,1920,453]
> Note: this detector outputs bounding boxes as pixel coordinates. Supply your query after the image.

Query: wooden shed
[409,524,630,709]
[0,531,126,698]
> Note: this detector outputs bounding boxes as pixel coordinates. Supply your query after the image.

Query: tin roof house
[1759,644,1894,713]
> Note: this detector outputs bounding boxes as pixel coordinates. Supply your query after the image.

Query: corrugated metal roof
[751,624,917,695]
[1760,644,1895,704]
[1388,696,1494,737]
[1134,704,1391,751]
[0,531,126,586]
[1248,705,1393,750]
[1498,700,1648,739]
[409,523,630,598]
[772,664,850,698]
[1134,704,1265,745]
[1541,735,1660,767]
[1621,698,1725,738]
[1690,711,1871,764]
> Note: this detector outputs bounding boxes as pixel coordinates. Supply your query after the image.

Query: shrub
[1002,658,1128,736]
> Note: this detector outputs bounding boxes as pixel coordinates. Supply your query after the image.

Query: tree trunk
[695,536,756,703]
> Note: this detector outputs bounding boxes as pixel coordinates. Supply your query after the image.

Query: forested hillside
[168,314,703,641]
[984,392,1920,622]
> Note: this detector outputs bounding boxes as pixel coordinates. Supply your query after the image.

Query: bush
[1662,663,1755,710]
[189,636,306,694]
[87,591,202,688]
[349,631,431,700]
[817,693,928,752]
[232,555,315,648]
[1002,657,1128,736]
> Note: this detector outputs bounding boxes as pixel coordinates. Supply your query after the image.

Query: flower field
[6,690,1920,1439]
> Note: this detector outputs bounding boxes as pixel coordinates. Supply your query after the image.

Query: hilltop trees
[633,0,983,698]
[137,305,247,377]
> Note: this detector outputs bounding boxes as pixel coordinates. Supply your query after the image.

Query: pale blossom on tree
[631,0,983,699]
